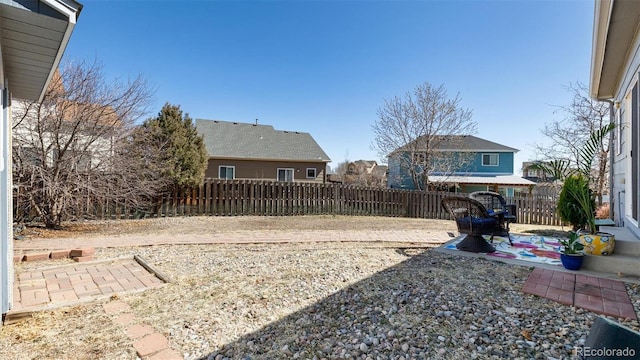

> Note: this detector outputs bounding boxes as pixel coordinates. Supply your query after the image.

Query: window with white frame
[277,168,294,182]
[219,165,235,179]
[306,168,317,179]
[482,153,499,166]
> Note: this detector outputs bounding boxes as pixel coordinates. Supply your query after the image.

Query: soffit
[0,0,81,100]
[593,0,640,99]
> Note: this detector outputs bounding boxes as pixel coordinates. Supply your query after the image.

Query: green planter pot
[560,253,584,270]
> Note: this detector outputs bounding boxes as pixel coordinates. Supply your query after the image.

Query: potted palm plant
[531,123,616,256]
[560,171,614,255]
[559,231,584,270]
[564,124,616,255]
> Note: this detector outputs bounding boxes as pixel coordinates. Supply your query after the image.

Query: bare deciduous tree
[533,81,611,203]
[371,82,477,190]
[12,59,166,228]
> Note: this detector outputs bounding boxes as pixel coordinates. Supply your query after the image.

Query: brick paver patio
[10,257,165,313]
[522,267,637,320]
[8,257,175,358]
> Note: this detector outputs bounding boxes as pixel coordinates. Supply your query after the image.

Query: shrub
[557,174,594,231]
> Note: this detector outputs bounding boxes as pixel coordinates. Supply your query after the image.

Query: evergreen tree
[142,103,208,190]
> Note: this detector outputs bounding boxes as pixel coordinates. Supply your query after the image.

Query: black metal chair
[441,195,508,253]
[469,191,516,244]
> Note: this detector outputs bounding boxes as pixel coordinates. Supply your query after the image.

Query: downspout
[1,78,12,319]
[604,99,615,222]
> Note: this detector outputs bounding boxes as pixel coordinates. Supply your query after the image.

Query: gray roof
[397,135,518,153]
[434,135,518,152]
[196,119,331,162]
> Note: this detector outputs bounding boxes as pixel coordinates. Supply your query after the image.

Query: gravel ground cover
[2,216,638,360]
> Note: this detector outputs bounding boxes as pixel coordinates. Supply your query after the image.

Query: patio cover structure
[0,0,82,325]
[428,175,536,194]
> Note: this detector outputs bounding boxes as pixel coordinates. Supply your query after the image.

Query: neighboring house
[370,163,388,188]
[348,160,378,175]
[12,75,118,175]
[1,0,82,325]
[522,161,557,183]
[590,0,640,240]
[522,161,562,198]
[329,160,388,187]
[387,135,535,196]
[196,119,331,182]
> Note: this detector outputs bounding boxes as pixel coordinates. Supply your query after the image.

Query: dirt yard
[2,215,580,360]
[16,214,569,240]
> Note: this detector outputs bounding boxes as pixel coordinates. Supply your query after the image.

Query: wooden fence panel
[13,179,565,225]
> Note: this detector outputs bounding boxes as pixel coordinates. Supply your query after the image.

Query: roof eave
[209,156,331,163]
[437,149,519,153]
[37,0,83,101]
[590,0,611,99]
[590,0,640,100]
[0,0,83,101]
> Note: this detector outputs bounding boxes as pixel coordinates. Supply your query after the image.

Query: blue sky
[63,0,595,173]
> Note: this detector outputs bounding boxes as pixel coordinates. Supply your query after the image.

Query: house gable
[196,119,330,162]
[430,135,518,153]
[196,119,331,182]
[387,135,530,193]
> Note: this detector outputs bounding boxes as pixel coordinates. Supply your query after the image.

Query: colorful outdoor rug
[444,234,563,266]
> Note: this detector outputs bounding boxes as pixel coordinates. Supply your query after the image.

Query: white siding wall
[612,27,640,240]
[12,102,116,171]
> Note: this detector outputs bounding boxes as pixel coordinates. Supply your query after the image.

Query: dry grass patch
[16,214,566,240]
[0,304,134,359]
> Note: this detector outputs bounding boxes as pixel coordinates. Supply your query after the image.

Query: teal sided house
[387,135,534,196]
[0,0,82,326]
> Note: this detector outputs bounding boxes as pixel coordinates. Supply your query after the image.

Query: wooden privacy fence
[14,179,564,226]
[153,179,450,219]
[510,195,562,226]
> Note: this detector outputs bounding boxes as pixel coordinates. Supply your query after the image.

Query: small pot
[560,253,584,270]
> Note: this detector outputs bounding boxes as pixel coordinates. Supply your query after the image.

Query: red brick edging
[15,247,95,263]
